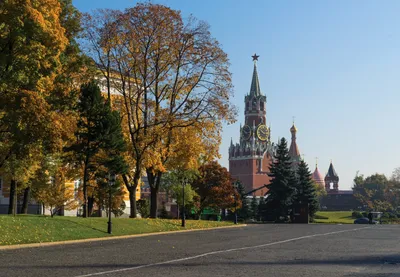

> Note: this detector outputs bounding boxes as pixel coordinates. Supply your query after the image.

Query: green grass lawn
[0,215,234,246]
[314,211,354,224]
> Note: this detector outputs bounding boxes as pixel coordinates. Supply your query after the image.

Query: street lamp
[108,173,116,234]
[181,178,186,227]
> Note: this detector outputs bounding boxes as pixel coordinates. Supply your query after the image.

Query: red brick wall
[229,153,272,196]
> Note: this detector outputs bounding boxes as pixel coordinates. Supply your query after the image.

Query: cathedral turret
[312,159,325,189]
[325,161,339,192]
[289,120,301,167]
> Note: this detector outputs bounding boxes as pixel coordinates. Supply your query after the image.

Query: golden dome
[290,124,297,133]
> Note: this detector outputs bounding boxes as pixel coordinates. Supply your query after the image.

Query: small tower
[288,120,301,168]
[324,161,339,193]
[312,158,325,189]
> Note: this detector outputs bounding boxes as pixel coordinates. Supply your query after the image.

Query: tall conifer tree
[66,81,126,217]
[265,138,296,222]
[236,181,250,220]
[294,160,319,220]
[257,196,266,221]
[250,196,258,220]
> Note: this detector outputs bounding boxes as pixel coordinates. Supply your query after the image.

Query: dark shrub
[352,211,363,219]
[362,212,368,218]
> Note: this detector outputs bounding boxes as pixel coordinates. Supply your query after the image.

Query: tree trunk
[122,174,138,218]
[97,205,103,217]
[149,171,162,218]
[50,206,54,218]
[88,196,94,217]
[150,185,158,218]
[8,179,16,215]
[128,186,137,218]
[21,187,30,214]
[83,158,89,218]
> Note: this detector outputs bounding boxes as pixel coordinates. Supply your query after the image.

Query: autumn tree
[192,161,240,217]
[31,154,78,217]
[81,9,121,101]
[82,3,236,218]
[0,0,94,216]
[0,0,68,167]
[3,151,41,214]
[353,173,392,211]
[387,168,400,210]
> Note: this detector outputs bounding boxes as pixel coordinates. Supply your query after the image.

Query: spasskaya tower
[229,54,275,196]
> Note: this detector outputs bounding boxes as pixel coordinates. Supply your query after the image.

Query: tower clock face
[242,125,252,140]
[257,124,269,141]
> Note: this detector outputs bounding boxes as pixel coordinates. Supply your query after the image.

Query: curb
[0,224,246,251]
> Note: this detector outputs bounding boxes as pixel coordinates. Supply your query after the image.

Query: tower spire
[249,53,261,97]
[289,121,300,165]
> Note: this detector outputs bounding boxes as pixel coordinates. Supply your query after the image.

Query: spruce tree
[250,196,258,220]
[236,181,250,220]
[257,196,266,222]
[66,80,126,217]
[295,160,319,220]
[265,138,296,222]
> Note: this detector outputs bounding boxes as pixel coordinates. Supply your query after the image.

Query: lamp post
[181,178,186,227]
[108,173,116,234]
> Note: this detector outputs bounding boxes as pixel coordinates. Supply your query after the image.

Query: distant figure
[368,212,373,224]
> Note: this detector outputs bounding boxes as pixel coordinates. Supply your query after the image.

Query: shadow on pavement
[1,254,399,270]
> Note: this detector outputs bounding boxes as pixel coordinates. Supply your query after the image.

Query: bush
[362,212,368,218]
[382,212,390,219]
[352,211,363,219]
[137,199,150,218]
[382,212,397,219]
[380,218,400,224]
[112,201,126,218]
[314,214,329,220]
[159,206,170,219]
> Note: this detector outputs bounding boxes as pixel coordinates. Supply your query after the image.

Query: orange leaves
[25,0,68,50]
[192,161,240,211]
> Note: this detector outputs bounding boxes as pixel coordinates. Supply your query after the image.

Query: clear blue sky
[73,0,400,189]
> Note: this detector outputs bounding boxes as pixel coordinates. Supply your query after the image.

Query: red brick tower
[228,54,275,196]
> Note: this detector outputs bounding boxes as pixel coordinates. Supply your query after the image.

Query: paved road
[1,224,400,277]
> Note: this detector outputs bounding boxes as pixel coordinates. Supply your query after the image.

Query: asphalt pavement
[1,224,399,277]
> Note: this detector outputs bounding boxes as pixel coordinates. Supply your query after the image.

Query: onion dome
[290,123,297,133]
[289,123,300,159]
[312,165,325,188]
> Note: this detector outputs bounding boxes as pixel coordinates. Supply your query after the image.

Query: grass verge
[0,215,234,246]
[314,211,354,224]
